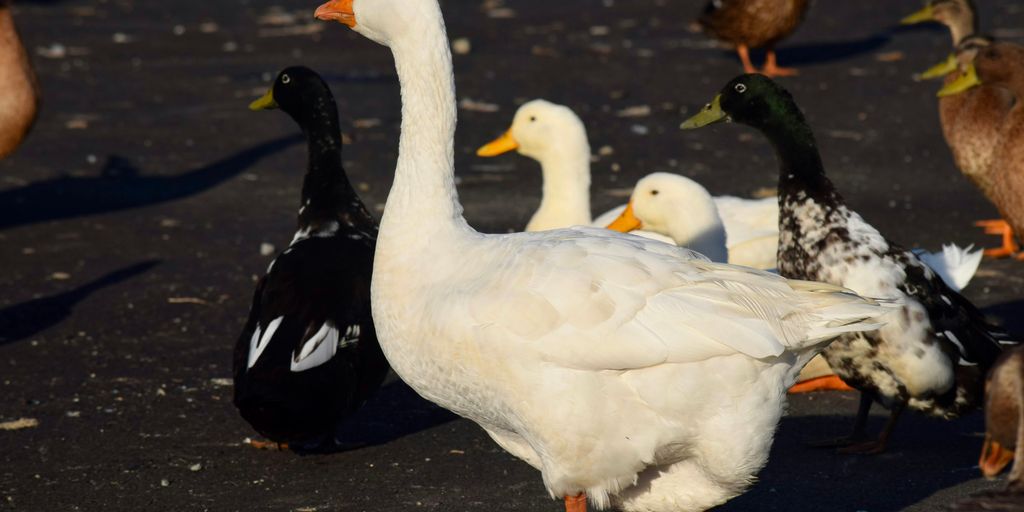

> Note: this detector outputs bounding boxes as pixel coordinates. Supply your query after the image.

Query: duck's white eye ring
[281,74,291,84]
[734,83,747,94]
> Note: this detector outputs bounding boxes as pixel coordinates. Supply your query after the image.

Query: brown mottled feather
[698,0,810,50]
[984,346,1024,490]
[968,43,1024,239]
[939,75,1012,199]
[0,2,38,159]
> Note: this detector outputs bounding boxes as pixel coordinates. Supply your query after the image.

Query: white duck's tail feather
[914,243,983,292]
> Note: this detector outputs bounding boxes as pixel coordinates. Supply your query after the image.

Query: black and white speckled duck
[682,74,1017,454]
[232,66,389,451]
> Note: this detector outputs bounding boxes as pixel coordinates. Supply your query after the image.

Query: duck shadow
[0,260,159,346]
[720,410,988,511]
[298,377,457,454]
[0,135,302,231]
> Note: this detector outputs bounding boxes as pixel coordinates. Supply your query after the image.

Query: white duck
[477,99,778,268]
[314,1,892,511]
[604,173,729,263]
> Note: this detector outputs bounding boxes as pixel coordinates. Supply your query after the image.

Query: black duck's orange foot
[807,435,865,449]
[974,219,1019,259]
[788,375,854,394]
[837,439,887,455]
[247,439,289,451]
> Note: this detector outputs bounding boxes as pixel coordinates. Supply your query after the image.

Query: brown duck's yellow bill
[920,54,959,80]
[476,130,519,157]
[680,94,727,130]
[937,64,982,97]
[979,434,1015,478]
[315,0,356,27]
[901,4,935,25]
[249,89,278,111]
[605,201,642,233]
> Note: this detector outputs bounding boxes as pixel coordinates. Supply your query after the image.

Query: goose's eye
[734,83,747,94]
[281,74,291,84]
[529,116,537,122]
[650,190,659,196]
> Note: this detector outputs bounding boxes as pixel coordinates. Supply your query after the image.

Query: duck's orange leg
[248,439,289,451]
[736,45,758,74]
[565,493,587,512]
[762,48,799,77]
[789,375,854,393]
[974,219,1019,258]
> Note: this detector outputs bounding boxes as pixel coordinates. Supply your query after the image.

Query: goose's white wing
[457,227,885,373]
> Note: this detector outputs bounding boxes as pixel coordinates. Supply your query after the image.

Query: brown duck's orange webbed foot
[736,45,758,74]
[974,219,1019,258]
[788,375,855,394]
[247,439,289,451]
[565,493,587,512]
[762,50,799,77]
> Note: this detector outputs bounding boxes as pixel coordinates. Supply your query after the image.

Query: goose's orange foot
[974,219,1019,258]
[565,493,587,512]
[788,375,854,394]
[247,439,289,451]
[762,50,799,77]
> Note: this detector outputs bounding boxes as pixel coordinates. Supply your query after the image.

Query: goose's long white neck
[529,142,592,231]
[378,20,472,256]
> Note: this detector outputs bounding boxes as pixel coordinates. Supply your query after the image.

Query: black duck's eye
[650,190,659,196]
[734,83,747,94]
[281,74,291,84]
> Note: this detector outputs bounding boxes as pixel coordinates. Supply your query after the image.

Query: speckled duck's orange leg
[974,219,1019,258]
[788,375,854,393]
[565,494,587,512]
[762,48,799,77]
[736,45,758,74]
[248,439,289,451]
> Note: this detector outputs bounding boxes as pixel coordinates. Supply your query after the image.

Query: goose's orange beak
[605,202,642,233]
[315,0,356,27]
[979,434,1015,478]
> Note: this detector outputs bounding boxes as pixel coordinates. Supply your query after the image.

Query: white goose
[314,1,892,511]
[477,99,778,268]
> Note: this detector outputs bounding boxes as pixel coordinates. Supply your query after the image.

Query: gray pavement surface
[3,0,1024,510]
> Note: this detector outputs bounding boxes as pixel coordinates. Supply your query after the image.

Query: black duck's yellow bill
[476,130,519,157]
[901,4,935,25]
[249,89,278,111]
[605,201,642,233]
[680,95,727,130]
[920,54,959,80]
[937,64,982,97]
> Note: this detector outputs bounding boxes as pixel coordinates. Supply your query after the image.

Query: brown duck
[940,42,1024,261]
[979,345,1024,493]
[906,1,1020,258]
[697,0,810,77]
[0,0,38,159]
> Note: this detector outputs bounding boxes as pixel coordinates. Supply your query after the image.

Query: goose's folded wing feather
[459,227,883,372]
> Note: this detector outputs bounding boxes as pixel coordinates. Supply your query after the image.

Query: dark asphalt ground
[3,0,1024,510]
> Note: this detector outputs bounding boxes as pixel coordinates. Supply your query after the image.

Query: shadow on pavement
[0,135,302,231]
[0,260,160,345]
[321,378,458,453]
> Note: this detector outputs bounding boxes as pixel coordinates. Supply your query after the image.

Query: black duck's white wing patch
[290,323,361,373]
[247,316,284,369]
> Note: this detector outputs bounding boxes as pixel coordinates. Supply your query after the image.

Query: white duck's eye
[650,190,659,196]
[281,74,291,84]
[734,83,747,94]
[529,116,537,122]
